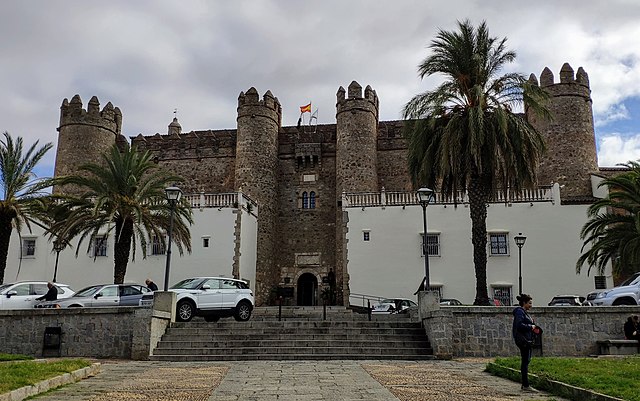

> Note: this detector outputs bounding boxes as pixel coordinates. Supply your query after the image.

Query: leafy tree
[0,132,53,284]
[577,161,640,278]
[50,143,193,284]
[402,20,549,305]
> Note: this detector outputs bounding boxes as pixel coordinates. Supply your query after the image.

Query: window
[492,286,512,306]
[203,237,210,248]
[489,233,509,255]
[429,285,443,298]
[98,286,118,297]
[22,238,36,257]
[309,191,316,209]
[302,191,308,208]
[363,231,370,241]
[420,234,440,256]
[151,234,166,255]
[594,275,607,289]
[92,235,108,257]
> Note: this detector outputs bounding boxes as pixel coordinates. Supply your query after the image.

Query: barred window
[363,231,370,241]
[22,238,36,257]
[92,235,108,257]
[309,191,316,209]
[420,234,440,256]
[492,286,512,306]
[489,233,509,255]
[151,235,166,255]
[302,191,308,208]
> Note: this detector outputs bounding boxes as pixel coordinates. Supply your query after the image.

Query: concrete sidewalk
[29,359,568,401]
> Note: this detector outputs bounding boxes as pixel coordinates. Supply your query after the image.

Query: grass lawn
[489,356,640,401]
[0,353,33,362]
[0,359,91,393]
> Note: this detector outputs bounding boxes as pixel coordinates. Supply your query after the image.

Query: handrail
[348,292,386,308]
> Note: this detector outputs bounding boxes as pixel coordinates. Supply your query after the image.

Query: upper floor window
[489,233,509,255]
[301,191,317,209]
[151,234,166,255]
[309,191,316,209]
[363,231,370,241]
[420,233,440,256]
[92,235,108,257]
[22,238,36,258]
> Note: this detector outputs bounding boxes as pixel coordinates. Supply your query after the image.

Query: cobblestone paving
[30,359,569,401]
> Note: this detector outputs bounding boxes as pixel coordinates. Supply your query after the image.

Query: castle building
[5,63,615,306]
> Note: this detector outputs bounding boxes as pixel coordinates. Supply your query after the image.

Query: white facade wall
[4,205,257,292]
[346,194,613,306]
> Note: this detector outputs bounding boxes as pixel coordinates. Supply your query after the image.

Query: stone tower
[335,81,379,303]
[54,95,122,195]
[527,63,598,201]
[235,88,281,305]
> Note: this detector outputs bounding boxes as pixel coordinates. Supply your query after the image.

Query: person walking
[512,293,539,392]
[36,282,58,302]
[624,315,639,340]
[145,279,159,291]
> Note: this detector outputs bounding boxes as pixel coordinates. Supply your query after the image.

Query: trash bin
[42,327,62,357]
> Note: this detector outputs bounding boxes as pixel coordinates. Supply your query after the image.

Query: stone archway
[297,272,317,306]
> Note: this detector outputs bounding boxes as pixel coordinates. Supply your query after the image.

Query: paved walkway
[31,359,569,401]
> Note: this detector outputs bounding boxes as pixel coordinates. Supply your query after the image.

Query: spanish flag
[300,103,311,114]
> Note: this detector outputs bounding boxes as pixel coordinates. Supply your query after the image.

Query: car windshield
[0,284,10,293]
[171,278,206,290]
[379,299,396,304]
[74,285,103,297]
[619,272,640,286]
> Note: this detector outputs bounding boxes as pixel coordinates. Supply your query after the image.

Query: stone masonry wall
[0,307,151,359]
[422,306,640,358]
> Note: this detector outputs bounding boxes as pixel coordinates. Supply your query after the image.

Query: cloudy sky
[2,0,640,179]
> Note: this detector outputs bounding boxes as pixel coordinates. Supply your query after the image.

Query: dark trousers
[518,344,532,387]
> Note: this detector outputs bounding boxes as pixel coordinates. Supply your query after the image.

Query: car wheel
[234,300,252,321]
[613,298,637,306]
[204,316,220,323]
[177,300,195,322]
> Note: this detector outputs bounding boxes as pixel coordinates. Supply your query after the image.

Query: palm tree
[577,161,640,278]
[0,132,53,284]
[403,20,549,305]
[50,143,193,284]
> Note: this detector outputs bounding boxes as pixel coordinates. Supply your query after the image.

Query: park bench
[597,339,640,355]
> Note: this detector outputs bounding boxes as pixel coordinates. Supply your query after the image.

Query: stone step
[159,333,427,342]
[155,339,430,349]
[149,353,437,361]
[152,346,433,356]
[168,320,423,329]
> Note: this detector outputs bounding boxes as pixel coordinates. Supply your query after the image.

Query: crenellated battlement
[531,63,591,100]
[59,95,122,135]
[237,87,282,126]
[336,81,379,119]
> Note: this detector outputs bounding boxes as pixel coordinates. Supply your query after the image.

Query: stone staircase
[150,306,434,361]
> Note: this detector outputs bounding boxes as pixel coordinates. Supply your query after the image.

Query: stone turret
[335,81,379,193]
[54,95,123,195]
[235,87,281,305]
[527,63,598,201]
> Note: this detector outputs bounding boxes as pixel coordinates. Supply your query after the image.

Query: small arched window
[302,191,308,209]
[309,191,316,209]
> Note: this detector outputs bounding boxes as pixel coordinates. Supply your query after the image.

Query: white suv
[168,277,254,322]
[586,272,640,306]
[0,281,74,309]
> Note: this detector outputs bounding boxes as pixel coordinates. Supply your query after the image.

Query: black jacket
[512,306,534,347]
[36,286,58,301]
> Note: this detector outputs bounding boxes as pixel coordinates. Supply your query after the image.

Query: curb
[486,362,626,401]
[0,362,101,401]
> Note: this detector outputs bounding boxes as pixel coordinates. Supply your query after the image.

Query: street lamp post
[416,187,434,291]
[514,233,527,296]
[163,186,182,291]
[52,239,65,283]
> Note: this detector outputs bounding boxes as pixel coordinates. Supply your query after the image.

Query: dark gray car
[36,284,151,308]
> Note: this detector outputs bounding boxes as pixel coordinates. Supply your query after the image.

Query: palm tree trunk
[468,176,491,305]
[113,218,134,284]
[0,216,12,284]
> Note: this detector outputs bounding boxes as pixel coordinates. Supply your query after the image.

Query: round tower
[335,81,379,193]
[235,87,281,305]
[54,95,122,195]
[527,63,598,201]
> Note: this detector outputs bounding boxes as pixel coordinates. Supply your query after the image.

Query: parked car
[35,283,152,308]
[371,298,417,314]
[548,295,590,306]
[0,281,74,309]
[163,277,254,322]
[439,298,463,306]
[586,272,640,306]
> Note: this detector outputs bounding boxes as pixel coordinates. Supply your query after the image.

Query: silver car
[36,283,151,308]
[0,281,74,309]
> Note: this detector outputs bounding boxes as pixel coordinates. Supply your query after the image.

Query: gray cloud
[2,0,640,174]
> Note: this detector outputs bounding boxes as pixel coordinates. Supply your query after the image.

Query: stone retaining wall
[0,307,152,359]
[422,306,640,359]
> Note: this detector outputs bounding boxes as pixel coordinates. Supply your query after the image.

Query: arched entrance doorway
[297,273,317,306]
